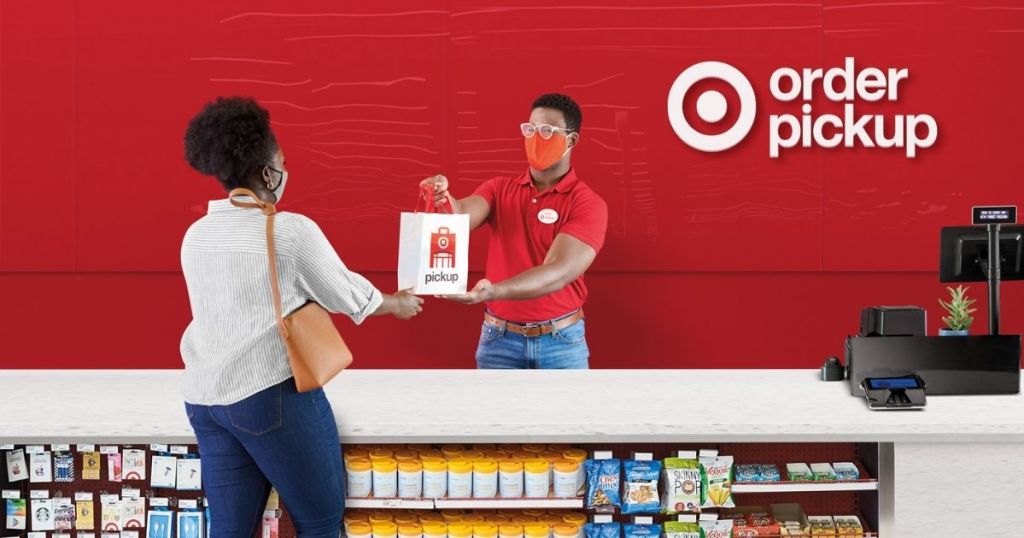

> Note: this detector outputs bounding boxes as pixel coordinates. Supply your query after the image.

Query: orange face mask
[524,134,570,171]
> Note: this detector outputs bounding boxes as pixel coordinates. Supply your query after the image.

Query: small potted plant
[938,285,976,336]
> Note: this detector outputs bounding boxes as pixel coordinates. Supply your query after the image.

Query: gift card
[54,452,75,482]
[76,500,95,530]
[101,499,122,532]
[5,449,28,482]
[121,498,145,529]
[29,451,53,483]
[261,515,279,538]
[122,449,146,481]
[81,452,101,480]
[107,453,123,482]
[31,498,56,531]
[5,498,27,529]
[54,498,75,530]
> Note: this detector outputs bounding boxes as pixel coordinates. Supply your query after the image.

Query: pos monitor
[940,224,1024,335]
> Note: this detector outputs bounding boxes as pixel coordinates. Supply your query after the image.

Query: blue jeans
[475,316,590,369]
[184,378,344,538]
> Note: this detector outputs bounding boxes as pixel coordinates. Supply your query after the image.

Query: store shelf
[733,480,879,493]
[433,497,584,509]
[345,498,436,509]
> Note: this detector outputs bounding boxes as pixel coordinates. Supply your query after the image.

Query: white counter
[1,369,1022,444]
[4,369,1024,537]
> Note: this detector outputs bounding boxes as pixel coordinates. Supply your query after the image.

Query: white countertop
[1,369,1023,444]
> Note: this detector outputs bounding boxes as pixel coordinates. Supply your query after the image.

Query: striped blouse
[179,196,383,405]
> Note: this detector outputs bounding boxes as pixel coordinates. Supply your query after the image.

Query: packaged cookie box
[720,506,781,536]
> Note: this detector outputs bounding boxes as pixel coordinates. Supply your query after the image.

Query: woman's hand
[391,289,424,319]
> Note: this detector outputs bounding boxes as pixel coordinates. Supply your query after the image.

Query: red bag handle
[415,183,453,214]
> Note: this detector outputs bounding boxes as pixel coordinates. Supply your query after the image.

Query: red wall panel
[2,1,1023,369]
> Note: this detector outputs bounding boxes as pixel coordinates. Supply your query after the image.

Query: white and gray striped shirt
[179,196,383,405]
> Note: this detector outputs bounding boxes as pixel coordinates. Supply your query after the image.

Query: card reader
[861,374,927,410]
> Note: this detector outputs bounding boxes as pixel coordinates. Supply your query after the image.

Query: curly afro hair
[532,93,582,133]
[184,96,278,190]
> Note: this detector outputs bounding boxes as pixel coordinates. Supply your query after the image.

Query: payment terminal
[861,374,927,410]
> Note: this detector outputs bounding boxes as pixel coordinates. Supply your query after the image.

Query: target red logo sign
[430,226,456,269]
[666,61,757,152]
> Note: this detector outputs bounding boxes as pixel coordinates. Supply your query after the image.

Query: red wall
[2,1,1023,369]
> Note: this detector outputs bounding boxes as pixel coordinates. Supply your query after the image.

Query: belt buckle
[522,322,543,338]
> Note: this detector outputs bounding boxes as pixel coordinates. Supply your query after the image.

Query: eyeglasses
[520,122,574,140]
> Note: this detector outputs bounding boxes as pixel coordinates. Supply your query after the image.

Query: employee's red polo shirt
[472,168,608,323]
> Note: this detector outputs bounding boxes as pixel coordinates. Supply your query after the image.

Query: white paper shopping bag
[397,199,469,295]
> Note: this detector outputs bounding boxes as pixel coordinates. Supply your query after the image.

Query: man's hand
[443,279,497,305]
[391,289,424,319]
[419,174,450,207]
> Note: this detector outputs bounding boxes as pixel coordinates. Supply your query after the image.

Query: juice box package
[662,457,701,514]
[699,453,735,509]
[663,521,700,538]
[622,459,661,514]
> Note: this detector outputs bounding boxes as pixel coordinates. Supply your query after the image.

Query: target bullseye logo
[667,61,757,152]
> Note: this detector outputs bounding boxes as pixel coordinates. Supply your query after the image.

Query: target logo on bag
[430,226,456,269]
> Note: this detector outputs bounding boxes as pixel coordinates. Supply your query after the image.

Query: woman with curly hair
[179,96,422,536]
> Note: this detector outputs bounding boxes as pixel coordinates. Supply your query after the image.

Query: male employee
[420,93,608,369]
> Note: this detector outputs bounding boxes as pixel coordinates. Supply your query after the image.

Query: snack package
[808,516,836,536]
[834,515,864,536]
[663,521,700,538]
[758,464,780,482]
[832,462,860,480]
[622,460,661,514]
[734,464,758,483]
[623,523,661,538]
[584,459,622,510]
[662,457,701,514]
[699,454,734,509]
[785,463,812,481]
[698,519,733,538]
[810,463,837,481]
[584,522,622,538]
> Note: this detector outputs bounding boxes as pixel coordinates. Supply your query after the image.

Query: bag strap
[415,184,453,214]
[228,188,288,340]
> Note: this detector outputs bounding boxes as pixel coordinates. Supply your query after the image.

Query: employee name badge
[397,207,470,295]
[150,455,178,489]
[5,448,28,482]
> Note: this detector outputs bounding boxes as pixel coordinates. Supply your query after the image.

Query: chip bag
[622,460,661,514]
[662,457,700,514]
[585,459,622,510]
[584,522,622,538]
[698,519,733,538]
[623,523,661,538]
[699,454,735,509]
[664,521,700,538]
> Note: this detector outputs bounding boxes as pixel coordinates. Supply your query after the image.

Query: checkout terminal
[838,206,1023,408]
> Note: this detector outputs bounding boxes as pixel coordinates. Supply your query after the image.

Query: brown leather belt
[483,310,584,338]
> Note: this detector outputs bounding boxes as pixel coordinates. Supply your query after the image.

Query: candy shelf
[732,479,879,493]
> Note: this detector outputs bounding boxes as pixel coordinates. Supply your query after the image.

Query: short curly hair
[184,96,278,190]
[532,93,582,133]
